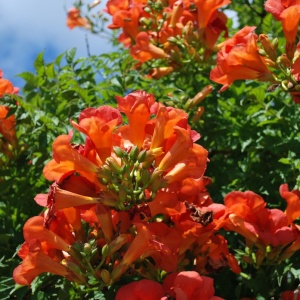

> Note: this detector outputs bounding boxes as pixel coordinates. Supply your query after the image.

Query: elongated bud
[149,66,174,79]
[183,21,194,42]
[149,169,164,186]
[192,107,205,123]
[140,169,151,186]
[100,269,111,284]
[137,149,147,163]
[106,157,121,174]
[107,234,132,256]
[129,145,139,161]
[113,146,125,158]
[259,34,277,61]
[169,0,184,28]
[62,259,87,284]
[110,262,128,284]
[185,85,212,109]
[83,243,92,257]
[102,244,109,258]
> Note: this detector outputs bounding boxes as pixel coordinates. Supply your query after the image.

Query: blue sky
[0,0,113,89]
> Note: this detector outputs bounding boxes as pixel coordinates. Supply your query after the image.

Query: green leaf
[66,48,77,64]
[34,51,45,71]
[278,158,290,165]
[18,72,37,85]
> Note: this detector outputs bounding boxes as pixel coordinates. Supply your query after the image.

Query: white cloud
[0,0,113,87]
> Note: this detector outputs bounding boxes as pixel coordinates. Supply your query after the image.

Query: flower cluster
[66,1,300,104]
[210,1,300,103]
[211,184,300,268]
[13,91,235,298]
[68,0,231,77]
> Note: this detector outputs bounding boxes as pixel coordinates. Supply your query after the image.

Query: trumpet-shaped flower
[43,132,100,186]
[67,8,90,29]
[13,240,69,285]
[22,216,71,252]
[210,26,273,91]
[220,190,296,247]
[265,0,300,45]
[116,90,155,147]
[71,106,122,163]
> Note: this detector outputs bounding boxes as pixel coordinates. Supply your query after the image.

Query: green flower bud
[100,269,111,284]
[113,146,125,158]
[83,243,92,256]
[129,145,139,161]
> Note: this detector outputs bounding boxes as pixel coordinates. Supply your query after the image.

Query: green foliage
[1,1,300,298]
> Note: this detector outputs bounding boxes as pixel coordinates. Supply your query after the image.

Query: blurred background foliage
[1,0,300,299]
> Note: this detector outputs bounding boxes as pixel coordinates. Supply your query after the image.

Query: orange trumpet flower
[265,0,300,45]
[210,26,273,91]
[13,240,70,286]
[67,8,90,29]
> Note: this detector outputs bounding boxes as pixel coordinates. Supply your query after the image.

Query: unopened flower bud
[106,157,121,174]
[259,34,277,61]
[100,269,111,284]
[62,259,82,274]
[169,0,184,28]
[192,107,205,123]
[185,85,213,109]
[129,145,139,161]
[83,243,92,256]
[140,169,151,186]
[113,146,125,158]
[62,259,86,283]
[102,244,109,258]
[137,149,147,162]
[149,66,174,79]
[149,169,165,195]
